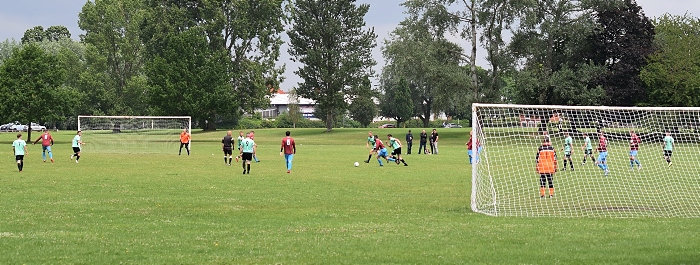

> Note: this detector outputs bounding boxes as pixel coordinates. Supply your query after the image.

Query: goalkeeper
[536,137,557,198]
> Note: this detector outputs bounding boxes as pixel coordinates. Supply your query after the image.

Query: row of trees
[1,0,699,131]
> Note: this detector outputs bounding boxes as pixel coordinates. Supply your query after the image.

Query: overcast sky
[1,0,698,90]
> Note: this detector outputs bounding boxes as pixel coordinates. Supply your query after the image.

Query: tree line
[0,0,698,131]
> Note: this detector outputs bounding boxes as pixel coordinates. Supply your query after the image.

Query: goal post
[77,116,192,154]
[471,103,700,218]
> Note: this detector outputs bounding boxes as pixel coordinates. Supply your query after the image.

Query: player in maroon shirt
[33,129,54,163]
[280,131,296,173]
[629,130,642,170]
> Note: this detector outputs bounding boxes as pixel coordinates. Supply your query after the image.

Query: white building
[258,92,317,119]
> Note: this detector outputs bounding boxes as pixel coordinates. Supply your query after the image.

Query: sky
[1,0,698,90]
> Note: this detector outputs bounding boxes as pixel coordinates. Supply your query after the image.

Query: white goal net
[471,104,700,218]
[77,116,192,154]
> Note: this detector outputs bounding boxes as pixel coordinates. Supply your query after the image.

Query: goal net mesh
[77,116,191,154]
[471,104,700,218]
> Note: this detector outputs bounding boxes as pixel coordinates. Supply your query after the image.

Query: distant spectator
[405,130,413,154]
[419,130,428,154]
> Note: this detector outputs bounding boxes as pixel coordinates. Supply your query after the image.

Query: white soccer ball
[354,162,360,167]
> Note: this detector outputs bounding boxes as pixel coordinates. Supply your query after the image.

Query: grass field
[1,128,699,264]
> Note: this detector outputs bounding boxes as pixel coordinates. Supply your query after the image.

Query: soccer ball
[354,162,359,167]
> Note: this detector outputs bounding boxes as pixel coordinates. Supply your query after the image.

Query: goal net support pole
[471,103,700,218]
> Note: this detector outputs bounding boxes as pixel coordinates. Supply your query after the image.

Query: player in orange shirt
[179,129,190,156]
[536,137,557,198]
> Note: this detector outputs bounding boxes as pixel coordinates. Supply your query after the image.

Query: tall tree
[381,12,466,127]
[0,44,77,125]
[78,0,148,115]
[349,78,378,128]
[45,26,72,41]
[508,0,612,105]
[288,0,377,132]
[587,0,655,106]
[640,14,700,107]
[380,78,414,127]
[21,26,46,43]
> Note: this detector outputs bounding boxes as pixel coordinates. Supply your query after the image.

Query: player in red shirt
[629,130,642,170]
[33,129,54,163]
[280,131,296,173]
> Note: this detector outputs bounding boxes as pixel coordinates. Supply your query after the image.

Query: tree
[587,0,655,106]
[141,1,234,131]
[380,78,414,127]
[286,88,304,128]
[507,0,612,105]
[0,44,77,125]
[21,25,71,44]
[288,0,377,132]
[21,26,46,43]
[45,26,72,41]
[349,78,378,128]
[0,39,22,65]
[78,0,148,115]
[640,14,700,107]
[381,12,466,127]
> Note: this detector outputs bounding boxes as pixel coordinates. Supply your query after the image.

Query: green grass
[1,128,699,264]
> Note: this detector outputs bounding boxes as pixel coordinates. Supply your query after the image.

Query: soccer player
[12,133,28,172]
[561,131,574,171]
[250,130,260,162]
[466,130,482,164]
[536,136,557,198]
[580,132,594,165]
[364,131,376,163]
[280,131,296,173]
[239,132,256,174]
[663,131,674,167]
[235,131,245,162]
[33,129,54,163]
[387,134,408,166]
[595,131,610,176]
[373,135,390,166]
[71,130,85,163]
[222,131,234,166]
[629,130,642,170]
[179,129,190,156]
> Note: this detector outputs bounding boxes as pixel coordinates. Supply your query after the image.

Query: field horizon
[1,128,698,264]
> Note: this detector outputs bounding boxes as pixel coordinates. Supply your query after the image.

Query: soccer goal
[77,116,192,154]
[471,104,700,218]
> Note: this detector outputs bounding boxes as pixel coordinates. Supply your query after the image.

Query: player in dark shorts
[222,131,234,166]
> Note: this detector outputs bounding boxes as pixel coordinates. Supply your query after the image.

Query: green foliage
[381,10,466,127]
[78,0,148,115]
[587,0,656,106]
[641,14,700,107]
[508,0,610,106]
[0,44,77,124]
[0,38,21,65]
[21,25,71,44]
[143,23,233,130]
[349,78,378,128]
[288,0,377,131]
[380,78,414,126]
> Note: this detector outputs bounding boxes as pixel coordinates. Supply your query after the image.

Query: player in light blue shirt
[239,132,256,174]
[71,131,85,163]
[580,132,594,165]
[12,133,28,172]
[663,131,674,167]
